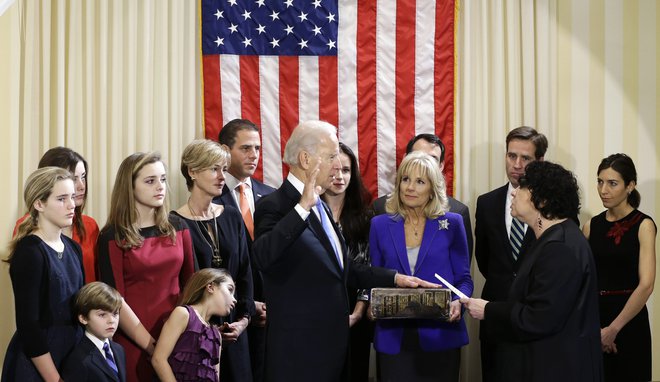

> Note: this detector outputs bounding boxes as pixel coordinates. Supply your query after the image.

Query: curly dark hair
[518,161,580,220]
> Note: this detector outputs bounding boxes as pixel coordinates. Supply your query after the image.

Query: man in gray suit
[373,133,473,256]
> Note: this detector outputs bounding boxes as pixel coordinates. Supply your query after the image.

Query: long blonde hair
[6,167,74,262]
[385,151,449,220]
[102,152,176,249]
[179,268,233,306]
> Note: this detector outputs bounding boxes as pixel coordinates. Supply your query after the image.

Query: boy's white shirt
[85,330,114,359]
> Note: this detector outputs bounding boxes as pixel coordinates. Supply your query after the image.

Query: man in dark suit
[61,282,127,382]
[474,126,547,382]
[373,133,473,256]
[252,120,436,382]
[214,118,276,382]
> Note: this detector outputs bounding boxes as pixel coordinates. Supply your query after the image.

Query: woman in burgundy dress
[98,152,196,382]
[582,153,656,382]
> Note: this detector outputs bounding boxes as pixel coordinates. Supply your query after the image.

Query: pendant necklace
[409,217,422,237]
[187,200,222,267]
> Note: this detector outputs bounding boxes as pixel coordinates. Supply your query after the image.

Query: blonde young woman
[172,139,254,382]
[98,152,196,382]
[13,147,100,282]
[2,167,83,382]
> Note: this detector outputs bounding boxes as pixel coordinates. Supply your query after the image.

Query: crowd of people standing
[1,120,655,382]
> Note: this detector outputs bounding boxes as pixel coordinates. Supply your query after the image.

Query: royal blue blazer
[369,212,473,354]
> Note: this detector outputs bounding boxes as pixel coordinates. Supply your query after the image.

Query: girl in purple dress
[152,268,236,382]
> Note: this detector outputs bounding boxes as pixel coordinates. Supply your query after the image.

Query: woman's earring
[537,216,543,230]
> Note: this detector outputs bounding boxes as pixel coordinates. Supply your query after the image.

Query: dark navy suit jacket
[61,335,126,382]
[252,179,396,382]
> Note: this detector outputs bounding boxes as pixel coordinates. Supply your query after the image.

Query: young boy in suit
[61,282,126,382]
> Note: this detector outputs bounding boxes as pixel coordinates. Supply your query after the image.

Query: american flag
[201,0,456,197]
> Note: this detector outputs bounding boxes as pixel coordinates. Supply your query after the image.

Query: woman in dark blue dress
[2,167,84,381]
[172,139,254,382]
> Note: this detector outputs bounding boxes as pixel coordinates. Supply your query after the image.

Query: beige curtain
[457,1,659,381]
[0,0,201,365]
[1,0,658,380]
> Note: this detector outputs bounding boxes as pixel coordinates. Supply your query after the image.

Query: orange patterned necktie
[238,184,254,240]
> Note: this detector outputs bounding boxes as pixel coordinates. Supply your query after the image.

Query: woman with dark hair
[582,153,655,382]
[321,142,374,381]
[462,161,603,382]
[14,147,99,282]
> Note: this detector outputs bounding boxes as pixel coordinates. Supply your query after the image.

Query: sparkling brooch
[438,219,450,230]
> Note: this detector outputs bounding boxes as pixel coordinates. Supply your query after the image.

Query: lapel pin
[438,219,449,230]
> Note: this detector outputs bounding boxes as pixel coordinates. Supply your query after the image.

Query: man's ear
[299,151,310,170]
[221,143,231,151]
[78,314,88,326]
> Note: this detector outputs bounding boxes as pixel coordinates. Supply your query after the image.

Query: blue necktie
[315,199,343,269]
[103,342,119,375]
[509,217,526,260]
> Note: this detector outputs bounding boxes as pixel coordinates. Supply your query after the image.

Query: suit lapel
[387,218,411,275]
[415,218,438,274]
[311,200,344,274]
[252,180,267,202]
[282,181,343,276]
[219,185,240,209]
[84,339,120,382]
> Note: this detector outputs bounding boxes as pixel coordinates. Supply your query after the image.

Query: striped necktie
[103,342,119,375]
[509,217,526,260]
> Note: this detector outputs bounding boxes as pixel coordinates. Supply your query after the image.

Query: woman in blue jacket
[370,151,473,382]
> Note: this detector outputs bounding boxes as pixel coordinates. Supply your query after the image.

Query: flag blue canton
[201,0,338,56]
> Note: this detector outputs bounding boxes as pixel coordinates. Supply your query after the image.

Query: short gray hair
[283,120,337,166]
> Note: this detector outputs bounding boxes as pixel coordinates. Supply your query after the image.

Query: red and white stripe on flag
[201,0,456,197]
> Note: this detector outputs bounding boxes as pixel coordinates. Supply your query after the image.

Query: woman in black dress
[2,167,83,381]
[582,153,655,382]
[173,139,255,382]
[321,142,374,381]
[463,161,602,381]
